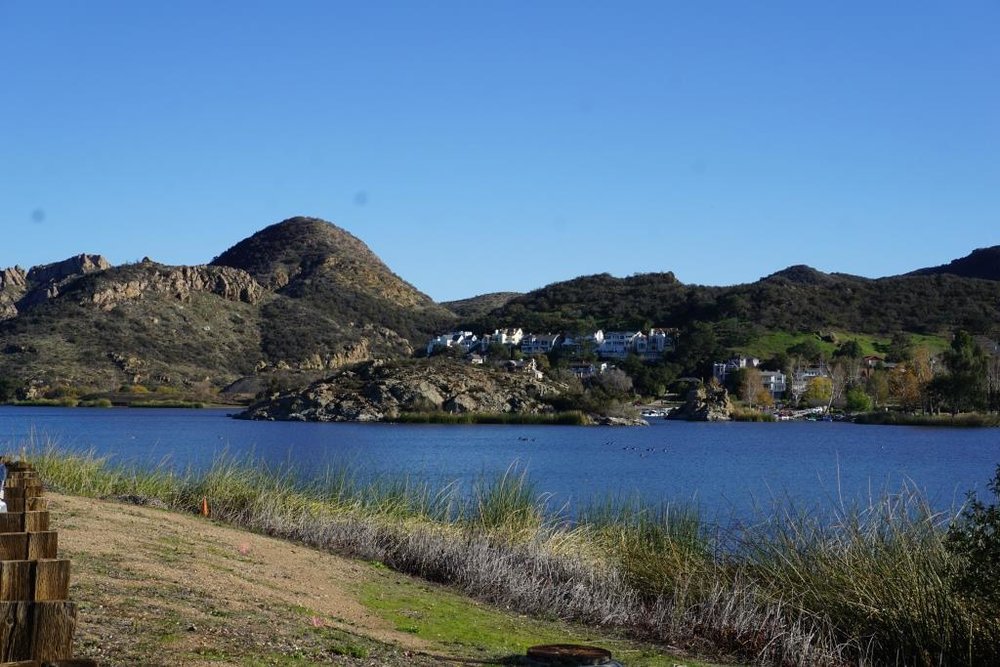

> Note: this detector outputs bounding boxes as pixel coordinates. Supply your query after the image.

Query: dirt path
[52,493,449,666]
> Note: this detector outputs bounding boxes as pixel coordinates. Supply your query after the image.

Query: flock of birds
[515,436,668,457]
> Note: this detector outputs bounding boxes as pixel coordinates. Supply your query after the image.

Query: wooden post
[26,534,56,562]
[24,515,48,534]
[33,562,70,602]
[0,516,23,534]
[0,535,28,562]
[0,602,32,662]
[0,562,32,602]
[30,602,76,663]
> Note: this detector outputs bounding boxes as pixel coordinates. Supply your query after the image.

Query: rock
[89,264,264,311]
[237,358,571,423]
[26,254,110,285]
[668,384,733,421]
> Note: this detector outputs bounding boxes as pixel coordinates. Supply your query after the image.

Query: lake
[2,406,999,521]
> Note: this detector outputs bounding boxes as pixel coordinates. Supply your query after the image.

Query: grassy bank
[854,411,1000,427]
[22,448,1000,666]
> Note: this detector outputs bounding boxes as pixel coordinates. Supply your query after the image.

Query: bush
[946,464,1000,607]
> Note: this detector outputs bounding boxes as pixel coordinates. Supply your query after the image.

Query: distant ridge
[443,292,523,320]
[908,245,1000,281]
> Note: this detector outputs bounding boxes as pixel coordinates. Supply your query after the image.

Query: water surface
[2,406,998,521]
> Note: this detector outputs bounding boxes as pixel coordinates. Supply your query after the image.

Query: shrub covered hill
[1,215,998,400]
[0,217,455,392]
[469,246,1000,343]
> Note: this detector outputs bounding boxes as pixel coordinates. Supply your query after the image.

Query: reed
[854,411,1000,427]
[19,444,1000,666]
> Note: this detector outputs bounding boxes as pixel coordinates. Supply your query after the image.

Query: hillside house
[505,358,544,380]
[712,356,761,385]
[426,331,478,356]
[598,331,643,359]
[635,328,676,360]
[790,366,829,399]
[520,333,562,356]
[484,328,524,347]
[569,361,608,379]
[760,370,787,397]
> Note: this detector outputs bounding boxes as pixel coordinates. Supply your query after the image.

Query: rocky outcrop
[15,254,112,310]
[668,384,733,421]
[26,254,110,285]
[90,264,264,311]
[0,266,27,320]
[238,358,564,422]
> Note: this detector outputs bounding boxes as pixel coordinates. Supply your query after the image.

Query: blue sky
[3,2,998,301]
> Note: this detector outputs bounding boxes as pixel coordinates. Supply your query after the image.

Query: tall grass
[20,446,1000,666]
[854,412,1000,427]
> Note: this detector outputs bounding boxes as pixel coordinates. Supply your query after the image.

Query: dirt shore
[50,493,709,667]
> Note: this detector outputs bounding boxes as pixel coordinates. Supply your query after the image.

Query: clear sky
[3,2,998,301]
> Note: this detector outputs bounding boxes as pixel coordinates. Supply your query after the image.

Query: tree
[845,386,873,412]
[834,339,864,359]
[592,367,633,399]
[803,376,833,407]
[787,338,824,363]
[866,370,891,408]
[938,330,988,414]
[0,376,19,402]
[754,388,775,409]
[886,331,913,363]
[672,321,721,379]
[737,367,764,409]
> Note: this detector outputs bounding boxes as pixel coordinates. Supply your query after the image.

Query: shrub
[946,464,1000,607]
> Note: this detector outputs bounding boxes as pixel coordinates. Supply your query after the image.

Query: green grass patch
[359,575,696,666]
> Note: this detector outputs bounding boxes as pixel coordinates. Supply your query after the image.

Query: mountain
[210,217,455,369]
[0,217,454,392]
[442,292,522,320]
[908,245,1000,281]
[472,265,1000,338]
[2,219,998,399]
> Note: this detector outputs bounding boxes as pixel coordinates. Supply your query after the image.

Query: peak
[210,217,376,287]
[763,265,833,285]
[910,245,1000,281]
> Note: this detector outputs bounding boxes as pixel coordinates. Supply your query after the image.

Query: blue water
[2,406,999,521]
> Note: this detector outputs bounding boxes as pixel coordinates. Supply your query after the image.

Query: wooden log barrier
[0,462,95,666]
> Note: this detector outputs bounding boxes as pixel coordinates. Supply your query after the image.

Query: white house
[712,356,761,385]
[568,361,608,379]
[759,371,787,397]
[484,328,524,347]
[426,331,478,356]
[597,331,643,359]
[520,333,562,356]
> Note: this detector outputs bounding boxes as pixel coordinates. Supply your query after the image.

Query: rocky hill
[442,292,522,319]
[238,358,568,422]
[0,218,455,392]
[908,245,1000,281]
[472,265,1000,337]
[211,218,455,371]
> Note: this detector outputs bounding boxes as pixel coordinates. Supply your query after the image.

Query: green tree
[845,386,873,412]
[672,321,722,379]
[834,339,864,359]
[886,331,913,363]
[938,330,988,414]
[787,338,824,363]
[0,376,19,402]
